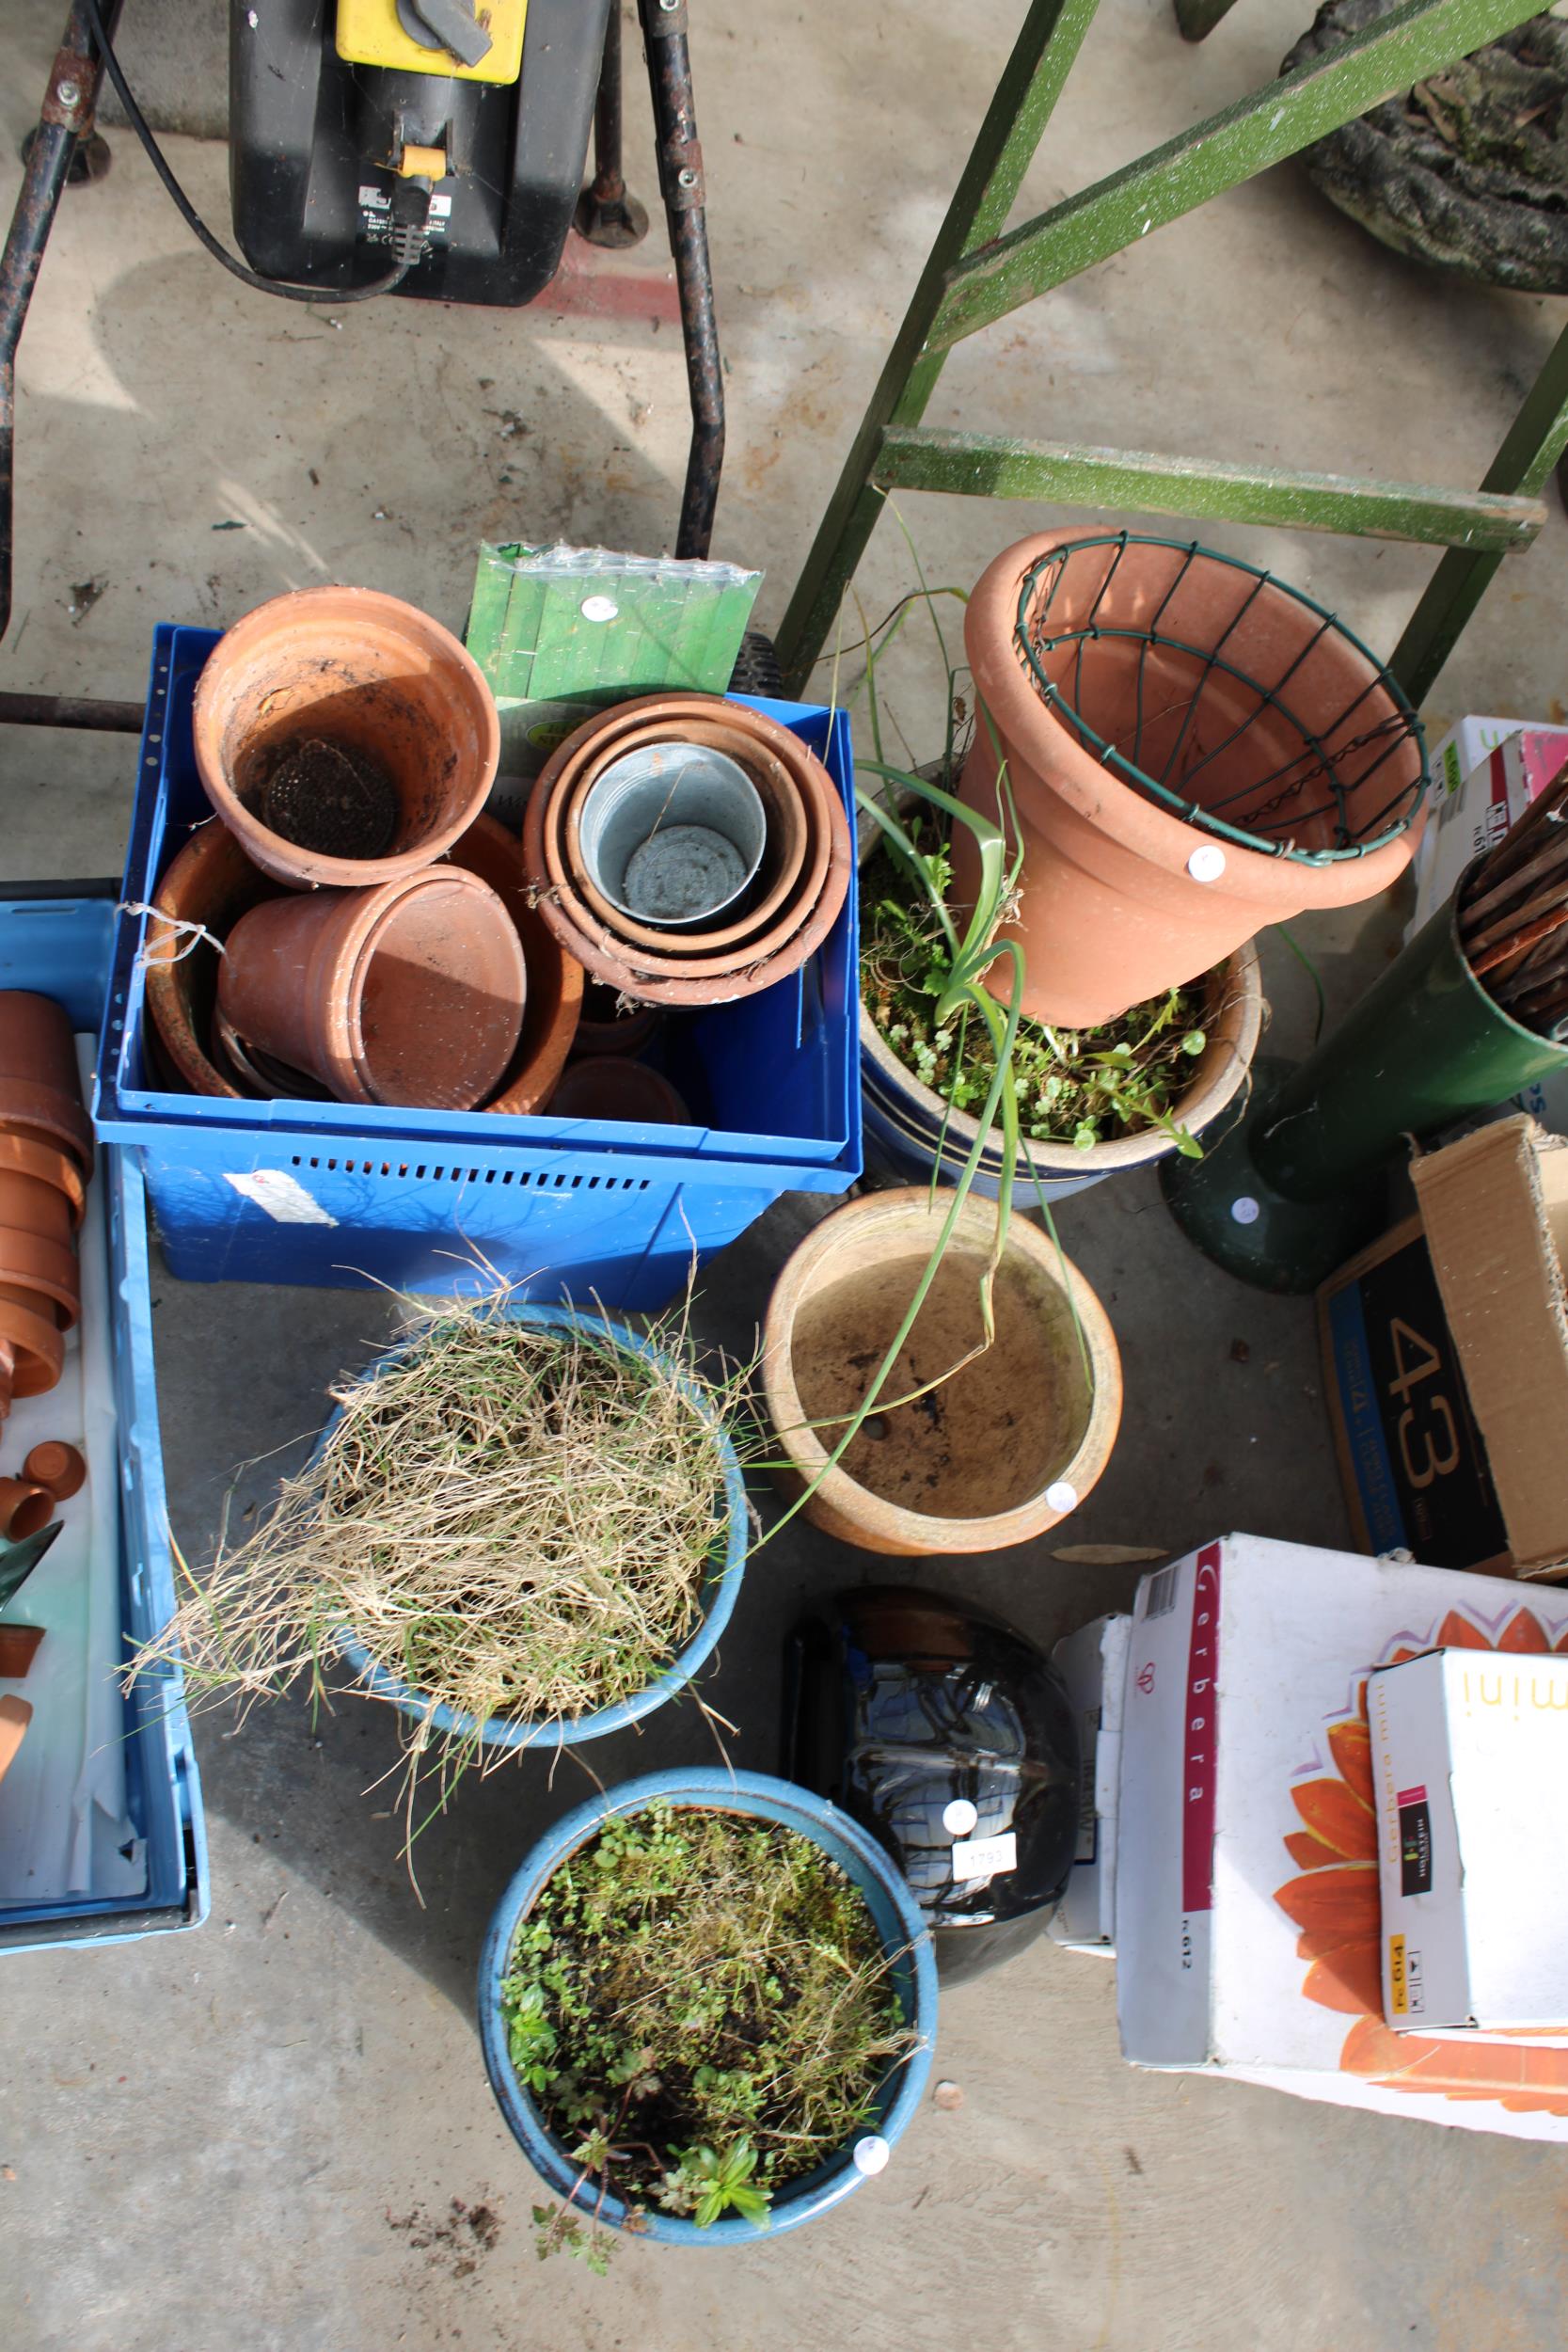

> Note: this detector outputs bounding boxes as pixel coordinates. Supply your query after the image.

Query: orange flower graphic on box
[1274,1605,1568,2116]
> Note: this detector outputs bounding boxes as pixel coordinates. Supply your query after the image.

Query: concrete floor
[3,4,1568,2347]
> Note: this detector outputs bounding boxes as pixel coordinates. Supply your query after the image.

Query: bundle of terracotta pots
[0,993,92,1433]
[147,586,582,1116]
[522,693,853,1008]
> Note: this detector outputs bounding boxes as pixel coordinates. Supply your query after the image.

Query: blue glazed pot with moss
[478,1767,938,2246]
[329,1302,748,1748]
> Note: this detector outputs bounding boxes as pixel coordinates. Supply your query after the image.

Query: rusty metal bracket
[40,44,98,134]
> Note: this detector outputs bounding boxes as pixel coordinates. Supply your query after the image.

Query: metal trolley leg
[0,1,115,648]
[638,0,724,562]
[575,6,651,249]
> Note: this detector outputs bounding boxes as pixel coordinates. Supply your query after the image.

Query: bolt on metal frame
[774,0,1568,710]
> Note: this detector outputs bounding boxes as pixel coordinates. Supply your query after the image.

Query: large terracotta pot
[219,868,527,1110]
[145,813,580,1115]
[761,1188,1121,1556]
[546,1057,690,1125]
[192,586,500,889]
[0,1290,64,1423]
[956,532,1423,1026]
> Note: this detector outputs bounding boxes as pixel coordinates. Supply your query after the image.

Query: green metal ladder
[775,0,1568,707]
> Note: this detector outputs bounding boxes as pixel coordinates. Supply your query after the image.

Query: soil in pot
[501,1798,914,2245]
[863,830,1210,1155]
[791,1242,1084,1518]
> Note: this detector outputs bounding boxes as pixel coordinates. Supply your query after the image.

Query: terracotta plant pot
[445,816,584,1115]
[956,532,1424,1026]
[24,1440,86,1501]
[145,810,580,1115]
[0,1230,79,1329]
[0,993,94,1174]
[524,693,852,1007]
[761,1187,1122,1556]
[219,867,527,1110]
[0,1625,45,1681]
[0,1697,31,1788]
[0,1133,84,1229]
[0,1290,64,1422]
[0,1165,75,1251]
[192,585,500,889]
[0,1479,53,1541]
[861,943,1266,1204]
[570,984,660,1059]
[546,1057,691,1125]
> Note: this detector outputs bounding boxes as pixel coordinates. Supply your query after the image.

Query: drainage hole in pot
[261,736,399,860]
[791,1248,1090,1519]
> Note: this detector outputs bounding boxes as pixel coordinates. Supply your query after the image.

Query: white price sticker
[951,1831,1016,1883]
[223,1169,338,1226]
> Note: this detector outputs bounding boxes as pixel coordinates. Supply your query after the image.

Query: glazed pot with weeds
[480,1768,937,2258]
[130,1295,748,1858]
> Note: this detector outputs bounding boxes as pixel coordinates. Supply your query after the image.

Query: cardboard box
[1115,1534,1568,2138]
[1047,1613,1130,1956]
[1408,723,1568,937]
[1409,1119,1568,1581]
[1370,1648,1568,2033]
[1319,1215,1506,1574]
[1320,1117,1568,1581]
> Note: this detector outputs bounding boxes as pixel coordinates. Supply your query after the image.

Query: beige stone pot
[761,1187,1121,1555]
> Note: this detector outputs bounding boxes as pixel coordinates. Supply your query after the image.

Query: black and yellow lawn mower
[0,0,724,687]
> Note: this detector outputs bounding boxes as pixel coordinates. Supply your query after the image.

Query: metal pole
[575,6,650,249]
[0,2,115,648]
[0,691,142,732]
[638,0,723,562]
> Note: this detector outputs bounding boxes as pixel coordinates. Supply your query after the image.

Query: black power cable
[80,0,423,303]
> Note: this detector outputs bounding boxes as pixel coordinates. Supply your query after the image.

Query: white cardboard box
[1116,1534,1568,2137]
[1371,1648,1568,2033]
[1047,1613,1130,1956]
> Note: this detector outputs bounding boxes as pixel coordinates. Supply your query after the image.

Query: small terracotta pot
[0,993,93,1174]
[193,585,500,889]
[956,532,1423,1026]
[523,693,852,1007]
[546,1057,690,1125]
[761,1187,1121,1556]
[0,1132,85,1229]
[219,867,527,1109]
[0,1166,75,1251]
[24,1440,86,1501]
[445,815,584,1115]
[0,1696,31,1787]
[0,1625,45,1681]
[0,1289,64,1421]
[570,985,660,1058]
[0,1230,79,1328]
[0,1478,53,1541]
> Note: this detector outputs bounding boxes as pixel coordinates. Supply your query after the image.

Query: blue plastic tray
[0,895,207,1950]
[94,629,861,1304]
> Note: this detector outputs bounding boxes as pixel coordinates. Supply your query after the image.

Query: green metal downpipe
[1162,861,1568,1291]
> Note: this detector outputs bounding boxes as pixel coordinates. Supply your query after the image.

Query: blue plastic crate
[0,895,207,1951]
[94,628,861,1305]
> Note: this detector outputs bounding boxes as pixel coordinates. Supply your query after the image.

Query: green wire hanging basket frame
[1012,532,1427,865]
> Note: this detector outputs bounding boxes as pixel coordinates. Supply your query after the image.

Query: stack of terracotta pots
[0,993,92,1433]
[145,587,584,1115]
[523,693,853,1009]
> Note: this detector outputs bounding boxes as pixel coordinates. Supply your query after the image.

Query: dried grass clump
[134,1298,736,1763]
